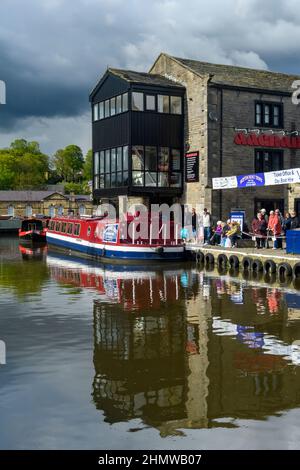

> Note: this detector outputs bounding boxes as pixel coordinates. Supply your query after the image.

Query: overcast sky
[0,0,300,156]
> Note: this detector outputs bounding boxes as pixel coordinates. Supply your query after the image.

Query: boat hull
[46,232,185,262]
[19,231,46,243]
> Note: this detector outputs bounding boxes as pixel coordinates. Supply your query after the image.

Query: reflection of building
[47,254,300,433]
[0,190,92,217]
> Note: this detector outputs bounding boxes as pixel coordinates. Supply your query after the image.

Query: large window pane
[132,92,144,111]
[93,103,99,121]
[158,147,169,171]
[105,173,111,188]
[132,146,144,170]
[105,99,110,117]
[94,175,99,189]
[145,146,157,171]
[146,95,155,111]
[105,149,110,173]
[255,103,261,125]
[117,172,123,187]
[111,148,117,173]
[117,147,122,171]
[110,97,116,116]
[99,102,104,119]
[111,172,116,187]
[94,151,99,174]
[170,96,182,114]
[116,95,122,114]
[264,104,270,124]
[100,151,105,173]
[145,172,157,187]
[123,171,129,186]
[122,93,128,112]
[123,146,128,171]
[99,175,104,188]
[132,171,144,186]
[158,95,170,113]
[171,149,181,170]
[170,172,182,187]
[273,105,280,126]
[157,172,169,187]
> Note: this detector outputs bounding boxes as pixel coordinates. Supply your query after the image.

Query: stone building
[0,191,93,218]
[91,53,300,223]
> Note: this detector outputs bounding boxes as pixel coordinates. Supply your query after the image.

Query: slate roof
[0,191,90,202]
[109,68,184,89]
[170,55,300,93]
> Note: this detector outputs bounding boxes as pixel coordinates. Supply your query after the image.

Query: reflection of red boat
[19,218,47,243]
[19,243,47,260]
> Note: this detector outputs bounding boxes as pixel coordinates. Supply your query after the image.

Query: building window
[94,151,99,174]
[49,205,55,217]
[255,149,283,173]
[132,92,144,111]
[104,99,110,118]
[123,146,128,171]
[132,146,144,170]
[146,95,156,111]
[122,93,128,112]
[158,95,170,113]
[57,205,64,216]
[171,148,181,170]
[93,103,99,121]
[7,205,14,217]
[170,96,182,114]
[255,101,283,127]
[116,95,122,114]
[110,97,116,116]
[25,205,32,217]
[99,102,104,119]
[158,147,169,172]
[79,205,85,216]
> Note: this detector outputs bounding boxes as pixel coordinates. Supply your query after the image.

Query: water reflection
[47,256,300,435]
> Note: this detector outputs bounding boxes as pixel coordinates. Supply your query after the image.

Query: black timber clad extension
[93,114,130,150]
[91,72,129,103]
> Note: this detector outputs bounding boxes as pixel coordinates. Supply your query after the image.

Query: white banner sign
[264,168,300,186]
[212,176,237,189]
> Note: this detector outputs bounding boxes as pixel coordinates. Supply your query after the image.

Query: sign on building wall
[213,168,300,190]
[185,151,199,183]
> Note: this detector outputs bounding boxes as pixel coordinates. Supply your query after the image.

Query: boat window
[87,226,91,237]
[55,221,61,232]
[74,223,81,236]
[49,220,55,230]
[67,223,73,234]
[61,222,67,233]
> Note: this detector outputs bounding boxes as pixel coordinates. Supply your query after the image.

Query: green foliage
[53,145,84,182]
[64,181,90,195]
[83,149,93,181]
[0,139,49,190]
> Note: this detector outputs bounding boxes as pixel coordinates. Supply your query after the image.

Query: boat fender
[293,262,300,279]
[252,259,263,272]
[263,259,276,274]
[156,246,164,255]
[205,253,214,265]
[229,255,239,268]
[195,251,204,263]
[217,253,228,268]
[242,256,253,271]
[278,262,292,278]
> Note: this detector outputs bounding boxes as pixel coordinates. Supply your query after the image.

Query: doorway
[254,199,284,216]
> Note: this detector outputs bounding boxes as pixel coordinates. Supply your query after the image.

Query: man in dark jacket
[290,210,299,229]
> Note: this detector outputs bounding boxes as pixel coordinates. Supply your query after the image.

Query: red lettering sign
[234,132,300,149]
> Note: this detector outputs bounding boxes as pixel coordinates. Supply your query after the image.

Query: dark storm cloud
[0,0,300,150]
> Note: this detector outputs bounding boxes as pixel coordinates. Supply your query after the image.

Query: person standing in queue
[203,208,211,245]
[268,210,282,249]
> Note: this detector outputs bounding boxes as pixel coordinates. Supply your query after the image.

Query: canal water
[1,236,300,450]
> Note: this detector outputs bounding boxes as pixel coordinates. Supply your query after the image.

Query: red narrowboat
[19,218,47,243]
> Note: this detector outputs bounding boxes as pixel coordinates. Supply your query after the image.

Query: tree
[83,149,92,181]
[0,139,49,190]
[53,145,84,182]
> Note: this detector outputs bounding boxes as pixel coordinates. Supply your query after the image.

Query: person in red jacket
[268,210,282,249]
[252,212,267,249]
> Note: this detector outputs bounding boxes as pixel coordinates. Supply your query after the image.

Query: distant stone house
[0,191,93,217]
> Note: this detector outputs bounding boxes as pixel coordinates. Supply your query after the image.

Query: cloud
[0,0,300,153]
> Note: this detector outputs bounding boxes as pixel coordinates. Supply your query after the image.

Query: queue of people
[182,207,299,250]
